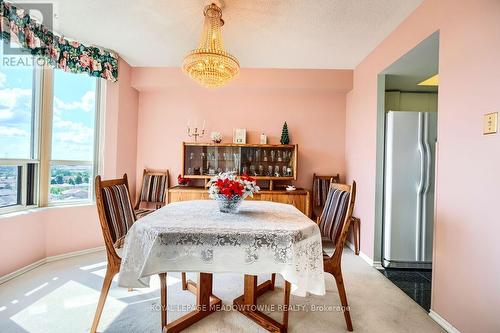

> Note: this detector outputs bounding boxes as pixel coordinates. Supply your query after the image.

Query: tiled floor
[378,269,432,312]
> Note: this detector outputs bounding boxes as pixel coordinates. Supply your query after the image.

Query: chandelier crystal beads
[182,3,240,88]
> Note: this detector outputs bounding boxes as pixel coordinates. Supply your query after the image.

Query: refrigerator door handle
[421,113,432,260]
[423,114,432,194]
[415,113,426,262]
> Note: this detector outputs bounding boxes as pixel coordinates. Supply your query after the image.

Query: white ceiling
[17,0,424,68]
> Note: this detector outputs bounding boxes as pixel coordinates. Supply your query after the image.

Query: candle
[202,120,206,130]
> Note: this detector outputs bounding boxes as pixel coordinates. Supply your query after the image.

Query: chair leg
[333,269,353,331]
[271,273,276,290]
[90,266,117,333]
[181,272,187,290]
[353,218,360,255]
[283,280,291,330]
[159,273,167,329]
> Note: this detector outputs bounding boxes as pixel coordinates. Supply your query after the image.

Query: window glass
[0,63,34,159]
[51,70,96,161]
[0,165,20,207]
[50,70,97,202]
[49,163,92,202]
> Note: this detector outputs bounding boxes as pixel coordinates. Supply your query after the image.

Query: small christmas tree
[280,121,290,144]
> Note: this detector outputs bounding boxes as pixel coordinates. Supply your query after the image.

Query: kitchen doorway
[374,31,439,312]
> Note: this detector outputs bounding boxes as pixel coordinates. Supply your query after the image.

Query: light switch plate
[484,112,498,135]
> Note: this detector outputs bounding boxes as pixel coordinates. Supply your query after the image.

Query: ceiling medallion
[182,2,240,88]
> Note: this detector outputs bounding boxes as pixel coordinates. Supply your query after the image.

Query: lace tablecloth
[118,200,325,296]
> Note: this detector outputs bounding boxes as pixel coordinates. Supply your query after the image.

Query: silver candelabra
[187,125,205,142]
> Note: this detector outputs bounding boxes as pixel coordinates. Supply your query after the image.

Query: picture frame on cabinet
[233,128,247,144]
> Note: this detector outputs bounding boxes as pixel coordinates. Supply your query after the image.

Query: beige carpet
[0,248,443,333]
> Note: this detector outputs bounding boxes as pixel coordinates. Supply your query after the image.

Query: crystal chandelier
[182,3,239,88]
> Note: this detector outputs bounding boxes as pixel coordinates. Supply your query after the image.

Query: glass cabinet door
[183,144,295,179]
[205,146,240,175]
[184,145,240,176]
[240,146,294,177]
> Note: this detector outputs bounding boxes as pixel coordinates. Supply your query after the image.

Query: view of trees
[49,165,92,201]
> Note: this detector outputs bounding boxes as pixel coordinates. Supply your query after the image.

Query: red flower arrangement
[177,175,189,186]
[214,178,244,198]
[208,172,259,199]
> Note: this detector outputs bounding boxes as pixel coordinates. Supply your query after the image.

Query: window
[0,59,101,212]
[0,166,21,207]
[49,70,98,203]
[0,62,39,209]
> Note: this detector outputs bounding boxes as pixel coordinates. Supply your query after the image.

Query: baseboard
[44,246,105,263]
[358,251,374,266]
[429,310,461,333]
[372,260,383,270]
[345,241,382,268]
[0,258,47,285]
[0,246,105,285]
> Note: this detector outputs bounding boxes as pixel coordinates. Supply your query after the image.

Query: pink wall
[0,210,46,276]
[0,59,139,277]
[0,205,102,276]
[132,68,352,191]
[345,0,500,331]
[104,58,139,201]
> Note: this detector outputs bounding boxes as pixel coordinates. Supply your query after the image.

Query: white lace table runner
[118,200,325,296]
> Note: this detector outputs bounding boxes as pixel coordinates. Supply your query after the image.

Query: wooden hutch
[168,142,311,216]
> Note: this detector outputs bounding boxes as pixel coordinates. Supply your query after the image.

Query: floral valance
[0,1,118,81]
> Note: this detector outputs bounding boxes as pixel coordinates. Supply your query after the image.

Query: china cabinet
[182,142,298,189]
[170,142,310,216]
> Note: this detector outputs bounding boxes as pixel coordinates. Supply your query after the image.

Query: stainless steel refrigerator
[382,111,437,269]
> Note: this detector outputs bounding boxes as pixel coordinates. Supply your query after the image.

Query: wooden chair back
[312,173,341,219]
[95,174,135,263]
[319,181,357,265]
[135,169,169,210]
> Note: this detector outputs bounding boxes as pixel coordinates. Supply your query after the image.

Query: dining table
[118,200,326,333]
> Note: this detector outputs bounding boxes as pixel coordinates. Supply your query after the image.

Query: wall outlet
[483,112,498,135]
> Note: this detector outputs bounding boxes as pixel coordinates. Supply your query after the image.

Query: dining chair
[312,173,360,256]
[318,180,357,331]
[311,173,340,220]
[91,174,168,333]
[134,169,169,219]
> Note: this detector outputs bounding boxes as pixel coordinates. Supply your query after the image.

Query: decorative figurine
[210,131,222,143]
[260,133,267,144]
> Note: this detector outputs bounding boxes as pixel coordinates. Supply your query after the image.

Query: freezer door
[383,111,426,267]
